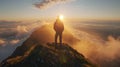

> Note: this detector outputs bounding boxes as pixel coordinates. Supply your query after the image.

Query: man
[54,16,64,44]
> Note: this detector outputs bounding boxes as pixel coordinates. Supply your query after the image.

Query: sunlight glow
[59,15,64,20]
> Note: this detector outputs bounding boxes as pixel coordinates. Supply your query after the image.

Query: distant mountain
[0,25,96,67]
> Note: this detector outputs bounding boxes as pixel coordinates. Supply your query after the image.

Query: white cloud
[17,25,28,33]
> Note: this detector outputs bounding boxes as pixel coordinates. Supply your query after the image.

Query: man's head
[56,16,61,22]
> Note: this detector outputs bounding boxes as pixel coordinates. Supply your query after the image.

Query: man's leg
[55,33,58,44]
[59,33,62,44]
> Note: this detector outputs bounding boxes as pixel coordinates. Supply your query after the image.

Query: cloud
[0,39,20,46]
[34,0,75,9]
[17,25,28,33]
[9,39,20,45]
[16,25,28,37]
[71,29,120,67]
[0,39,6,46]
[0,20,42,47]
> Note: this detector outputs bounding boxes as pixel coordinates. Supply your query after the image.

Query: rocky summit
[1,43,95,67]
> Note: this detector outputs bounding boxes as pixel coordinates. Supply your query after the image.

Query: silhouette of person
[54,16,64,44]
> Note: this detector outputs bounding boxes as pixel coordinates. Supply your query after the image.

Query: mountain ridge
[1,42,96,67]
[0,25,96,67]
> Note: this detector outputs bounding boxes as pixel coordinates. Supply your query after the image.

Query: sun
[59,15,64,20]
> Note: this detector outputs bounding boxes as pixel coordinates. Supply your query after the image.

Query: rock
[1,43,96,67]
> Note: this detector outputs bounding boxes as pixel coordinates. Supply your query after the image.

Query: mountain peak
[1,42,95,67]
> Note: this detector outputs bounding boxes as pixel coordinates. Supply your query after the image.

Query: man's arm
[61,22,64,31]
[54,22,57,31]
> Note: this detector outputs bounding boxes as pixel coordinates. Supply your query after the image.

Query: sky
[0,1,120,66]
[0,0,120,21]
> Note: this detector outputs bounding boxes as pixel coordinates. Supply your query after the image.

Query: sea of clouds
[0,20,44,61]
[70,20,120,67]
[0,20,120,67]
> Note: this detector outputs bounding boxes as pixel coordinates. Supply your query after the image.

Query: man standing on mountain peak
[54,15,64,45]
